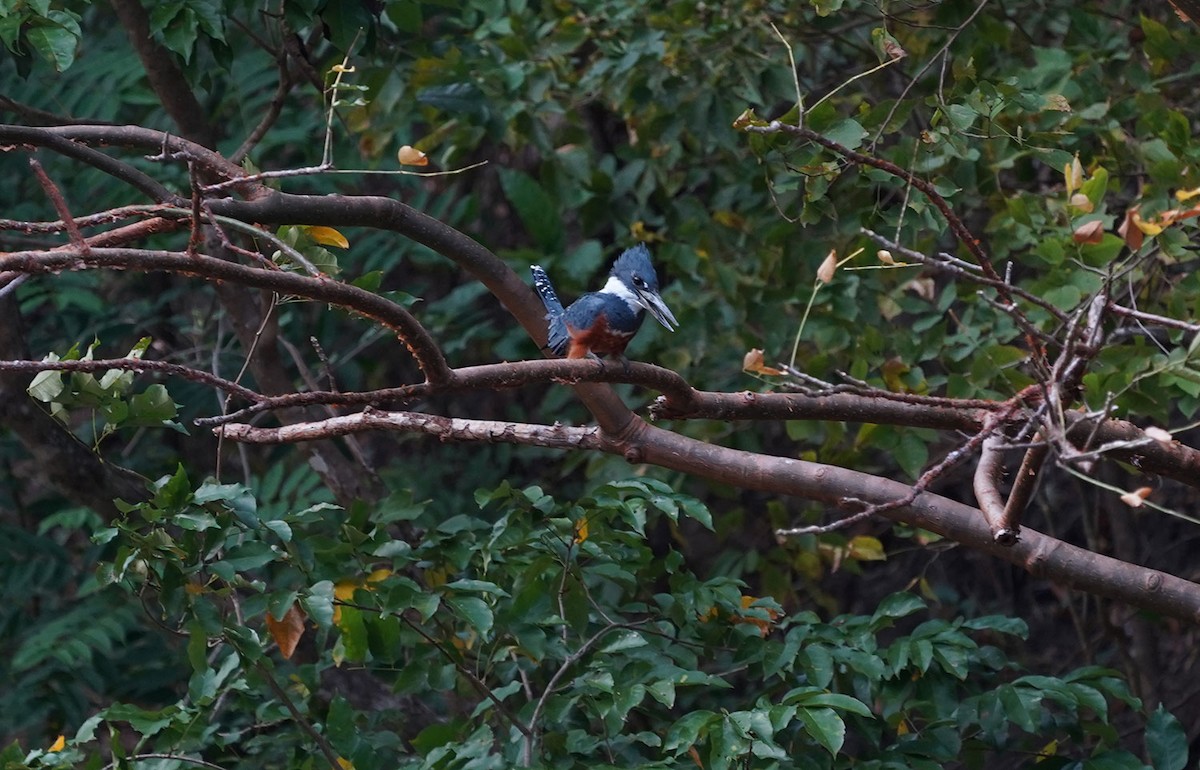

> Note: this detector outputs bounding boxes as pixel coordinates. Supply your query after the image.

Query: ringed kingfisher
[530,243,678,360]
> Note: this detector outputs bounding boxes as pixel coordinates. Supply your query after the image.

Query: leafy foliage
[7,476,1172,768]
[1,0,1198,766]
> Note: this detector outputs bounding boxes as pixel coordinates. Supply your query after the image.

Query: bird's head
[609,243,678,332]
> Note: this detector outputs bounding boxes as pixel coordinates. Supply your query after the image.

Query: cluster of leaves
[4,473,1186,768]
[26,338,182,447]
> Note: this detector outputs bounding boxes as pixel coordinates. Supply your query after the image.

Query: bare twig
[28,158,88,254]
[973,434,1019,545]
[255,660,342,769]
[1002,440,1050,535]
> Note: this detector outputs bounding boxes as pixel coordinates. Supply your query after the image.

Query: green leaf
[783,690,872,717]
[25,11,81,72]
[598,630,647,654]
[894,431,929,480]
[1146,705,1188,770]
[444,579,508,596]
[27,368,64,402]
[446,595,493,634]
[303,581,336,627]
[102,703,179,738]
[872,593,925,625]
[497,168,563,252]
[127,384,179,427]
[823,118,867,150]
[337,605,369,662]
[215,540,277,573]
[797,707,845,756]
[663,711,718,755]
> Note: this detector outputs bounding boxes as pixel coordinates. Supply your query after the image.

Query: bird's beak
[637,289,678,332]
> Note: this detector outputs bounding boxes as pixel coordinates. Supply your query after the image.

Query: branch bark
[214,408,1200,624]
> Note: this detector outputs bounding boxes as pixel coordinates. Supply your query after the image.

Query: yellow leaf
[1131,211,1163,236]
[712,210,745,229]
[330,64,355,74]
[337,757,355,770]
[881,357,909,392]
[848,535,886,561]
[334,580,359,601]
[1064,154,1083,196]
[1176,186,1200,201]
[629,221,664,242]
[397,145,429,166]
[304,226,350,249]
[425,565,449,588]
[367,568,392,583]
[573,517,589,544]
[48,735,66,752]
[1036,739,1058,762]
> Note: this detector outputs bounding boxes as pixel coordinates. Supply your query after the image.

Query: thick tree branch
[213,408,1200,624]
[109,0,217,148]
[0,247,452,385]
[0,126,182,205]
[974,434,1019,544]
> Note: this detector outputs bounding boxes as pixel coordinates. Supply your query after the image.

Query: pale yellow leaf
[1068,193,1093,213]
[1064,155,1083,196]
[816,249,837,284]
[1144,426,1173,443]
[1119,487,1152,508]
[397,145,429,166]
[848,535,886,561]
[1044,94,1071,112]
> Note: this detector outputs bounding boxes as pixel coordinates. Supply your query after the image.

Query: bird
[530,243,678,361]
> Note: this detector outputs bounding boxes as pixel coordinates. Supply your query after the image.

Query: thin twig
[28,158,88,254]
[256,659,343,769]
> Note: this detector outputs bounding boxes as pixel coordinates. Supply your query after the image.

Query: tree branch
[0,247,452,386]
[212,408,1200,624]
[109,0,217,147]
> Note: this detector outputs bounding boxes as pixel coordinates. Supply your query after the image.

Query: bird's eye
[632,276,647,288]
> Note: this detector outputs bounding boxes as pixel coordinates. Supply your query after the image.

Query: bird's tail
[530,265,569,355]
